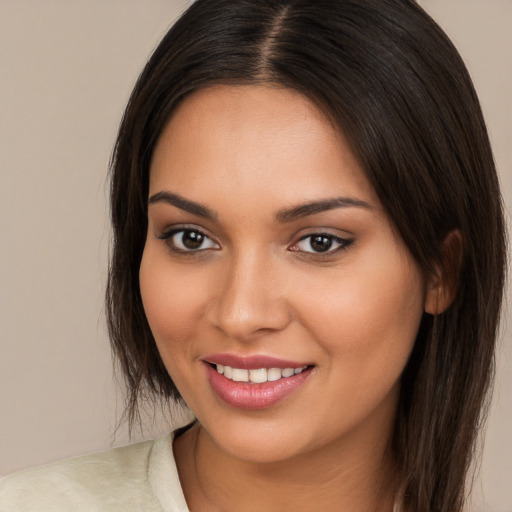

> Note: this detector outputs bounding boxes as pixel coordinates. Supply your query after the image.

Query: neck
[174,415,398,512]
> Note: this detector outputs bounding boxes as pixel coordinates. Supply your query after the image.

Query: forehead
[149,85,378,209]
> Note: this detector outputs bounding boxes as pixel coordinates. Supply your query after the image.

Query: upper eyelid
[157,224,215,239]
[293,232,351,246]
[157,226,218,243]
[297,231,347,240]
[295,224,355,236]
[292,228,353,243]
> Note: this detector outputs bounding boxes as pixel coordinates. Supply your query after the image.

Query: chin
[199,414,315,464]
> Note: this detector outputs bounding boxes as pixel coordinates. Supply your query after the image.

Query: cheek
[139,247,205,362]
[292,248,426,374]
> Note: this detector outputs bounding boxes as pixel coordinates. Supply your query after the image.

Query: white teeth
[267,368,282,381]
[281,368,295,378]
[215,365,308,383]
[223,366,233,379]
[232,368,249,382]
[249,368,267,383]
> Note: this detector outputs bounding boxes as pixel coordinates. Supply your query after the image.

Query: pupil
[182,231,204,249]
[311,235,332,252]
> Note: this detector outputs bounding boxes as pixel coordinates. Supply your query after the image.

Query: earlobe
[424,230,463,315]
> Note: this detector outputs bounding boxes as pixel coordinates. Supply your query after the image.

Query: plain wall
[1,1,510,510]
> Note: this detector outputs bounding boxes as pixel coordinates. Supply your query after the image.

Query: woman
[1,1,506,511]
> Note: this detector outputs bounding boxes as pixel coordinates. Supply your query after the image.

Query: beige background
[0,1,510,510]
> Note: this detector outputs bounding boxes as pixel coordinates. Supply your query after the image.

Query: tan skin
[140,85,450,512]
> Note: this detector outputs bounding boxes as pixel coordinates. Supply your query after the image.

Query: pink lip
[203,360,313,410]
[204,353,308,370]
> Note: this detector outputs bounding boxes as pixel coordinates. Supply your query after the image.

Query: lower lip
[204,363,313,410]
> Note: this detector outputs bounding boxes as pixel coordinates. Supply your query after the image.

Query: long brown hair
[106,1,507,510]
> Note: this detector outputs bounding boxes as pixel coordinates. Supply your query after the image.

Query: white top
[0,432,190,512]
[1,431,403,511]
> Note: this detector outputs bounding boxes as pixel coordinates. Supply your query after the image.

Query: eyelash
[157,228,353,256]
[157,228,220,252]
[291,233,354,255]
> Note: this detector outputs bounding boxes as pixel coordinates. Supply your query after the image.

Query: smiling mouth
[212,364,309,383]
[204,360,314,409]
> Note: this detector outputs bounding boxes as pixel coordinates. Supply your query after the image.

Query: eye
[158,228,220,252]
[292,233,352,254]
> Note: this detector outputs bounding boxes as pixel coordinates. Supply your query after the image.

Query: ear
[424,230,463,315]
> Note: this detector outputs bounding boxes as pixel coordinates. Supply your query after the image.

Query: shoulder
[0,433,177,512]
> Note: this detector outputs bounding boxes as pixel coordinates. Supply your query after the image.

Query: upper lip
[204,353,311,370]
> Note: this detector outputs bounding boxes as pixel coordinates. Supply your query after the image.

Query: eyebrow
[148,190,371,223]
[276,197,372,223]
[148,191,218,220]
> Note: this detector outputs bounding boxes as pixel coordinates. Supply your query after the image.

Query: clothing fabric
[1,431,403,512]
[0,432,190,512]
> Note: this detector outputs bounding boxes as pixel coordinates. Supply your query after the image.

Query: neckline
[148,431,191,512]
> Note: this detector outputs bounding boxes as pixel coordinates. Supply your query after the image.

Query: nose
[206,252,292,341]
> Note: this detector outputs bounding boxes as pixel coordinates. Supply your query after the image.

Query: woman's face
[140,85,429,463]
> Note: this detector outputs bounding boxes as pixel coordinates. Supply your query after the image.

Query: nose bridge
[208,248,290,339]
